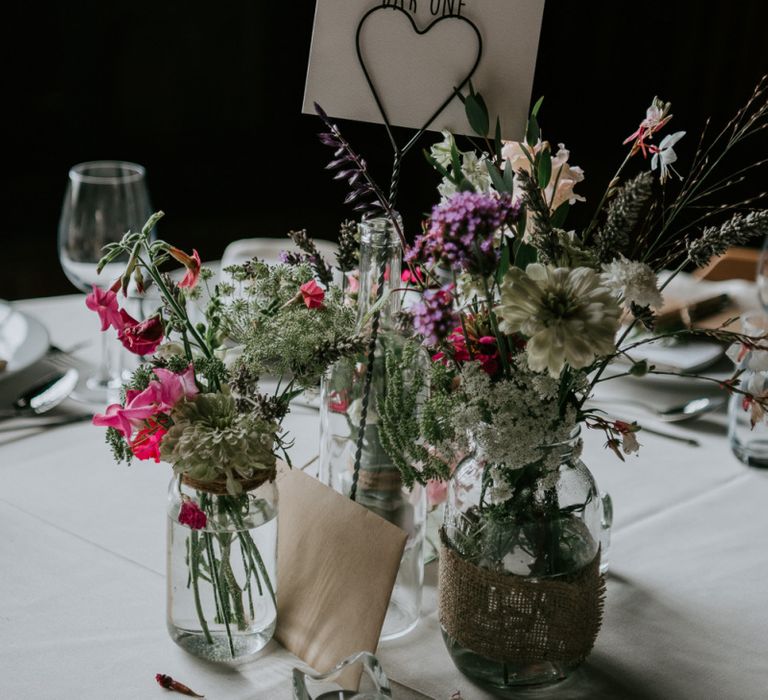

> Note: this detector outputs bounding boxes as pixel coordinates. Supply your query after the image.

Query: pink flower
[93,383,166,438]
[85,285,123,332]
[129,420,167,462]
[300,280,325,309]
[153,364,199,405]
[179,498,207,530]
[346,272,360,294]
[118,313,164,355]
[169,247,202,289]
[426,479,449,509]
[93,366,198,439]
[401,267,425,285]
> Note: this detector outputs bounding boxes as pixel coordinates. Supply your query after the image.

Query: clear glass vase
[440,431,609,690]
[166,475,278,663]
[729,310,768,467]
[319,215,425,641]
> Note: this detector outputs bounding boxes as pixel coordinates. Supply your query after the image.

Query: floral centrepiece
[87,213,359,662]
[364,80,768,689]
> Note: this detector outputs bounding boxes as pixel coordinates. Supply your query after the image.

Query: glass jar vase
[166,474,278,663]
[319,214,426,641]
[439,432,609,690]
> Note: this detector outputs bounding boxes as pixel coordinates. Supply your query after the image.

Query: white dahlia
[498,264,621,377]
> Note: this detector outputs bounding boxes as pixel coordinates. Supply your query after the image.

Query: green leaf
[513,239,538,269]
[486,161,509,194]
[551,201,570,229]
[496,242,511,284]
[526,114,540,148]
[450,141,463,179]
[503,158,515,192]
[465,92,490,137]
[537,145,552,189]
[494,116,503,163]
[459,178,476,193]
[516,207,527,238]
[530,95,545,119]
[424,149,451,180]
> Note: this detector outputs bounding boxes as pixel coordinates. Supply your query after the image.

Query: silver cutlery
[0,412,92,433]
[589,395,725,423]
[0,368,79,419]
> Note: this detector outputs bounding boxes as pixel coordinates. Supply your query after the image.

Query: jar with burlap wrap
[166,470,278,663]
[440,430,611,689]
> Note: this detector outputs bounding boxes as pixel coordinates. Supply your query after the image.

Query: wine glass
[58,161,152,401]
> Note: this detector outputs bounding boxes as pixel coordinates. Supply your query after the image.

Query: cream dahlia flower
[498,264,621,377]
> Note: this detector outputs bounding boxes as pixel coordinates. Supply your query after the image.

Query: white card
[303,0,546,140]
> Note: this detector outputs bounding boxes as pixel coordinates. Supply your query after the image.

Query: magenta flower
[85,285,123,332]
[93,383,167,438]
[129,420,167,462]
[117,312,164,355]
[179,498,207,530]
[300,280,326,309]
[169,247,202,290]
[93,366,198,439]
[153,364,199,405]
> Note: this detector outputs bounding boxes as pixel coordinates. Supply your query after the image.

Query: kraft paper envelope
[275,467,408,689]
[303,0,546,139]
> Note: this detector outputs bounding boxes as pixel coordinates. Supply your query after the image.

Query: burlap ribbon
[181,469,276,495]
[438,528,606,665]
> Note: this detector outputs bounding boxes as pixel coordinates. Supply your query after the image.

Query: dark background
[2,1,767,299]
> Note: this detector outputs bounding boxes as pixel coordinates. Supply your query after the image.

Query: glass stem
[97,331,112,384]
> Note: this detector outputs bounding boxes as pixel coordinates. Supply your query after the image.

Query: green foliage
[106,427,133,464]
[377,342,452,488]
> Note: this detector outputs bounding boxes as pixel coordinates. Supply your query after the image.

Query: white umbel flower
[498,264,621,377]
[602,256,664,309]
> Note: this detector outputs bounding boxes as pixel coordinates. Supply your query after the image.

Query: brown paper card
[275,467,407,689]
[303,0,546,139]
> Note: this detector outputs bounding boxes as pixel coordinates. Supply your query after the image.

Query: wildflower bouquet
[86,213,357,661]
[380,79,768,504]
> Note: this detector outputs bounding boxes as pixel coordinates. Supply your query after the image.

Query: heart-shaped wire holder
[348,5,484,496]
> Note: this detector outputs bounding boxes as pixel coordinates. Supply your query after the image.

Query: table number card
[303,0,546,139]
[275,467,407,689]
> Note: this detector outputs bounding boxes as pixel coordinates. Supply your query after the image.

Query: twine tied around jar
[438,528,606,666]
[181,469,276,495]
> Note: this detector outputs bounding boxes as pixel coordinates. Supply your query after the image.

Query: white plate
[0,302,49,381]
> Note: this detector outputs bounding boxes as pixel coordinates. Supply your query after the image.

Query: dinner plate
[0,301,49,381]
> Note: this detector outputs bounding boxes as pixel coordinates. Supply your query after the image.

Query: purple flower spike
[407,191,519,274]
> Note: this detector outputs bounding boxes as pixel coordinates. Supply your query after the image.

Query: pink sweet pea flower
[129,420,167,462]
[179,497,207,530]
[153,364,199,405]
[93,382,168,438]
[117,312,164,355]
[85,285,123,332]
[300,280,325,309]
[169,247,202,289]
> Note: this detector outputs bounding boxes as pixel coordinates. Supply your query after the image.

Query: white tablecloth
[1,294,767,700]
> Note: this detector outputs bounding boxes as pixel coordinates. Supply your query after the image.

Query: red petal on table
[155,673,205,697]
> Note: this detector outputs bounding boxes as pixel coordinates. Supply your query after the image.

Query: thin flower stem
[189,531,214,644]
[227,504,276,609]
[136,251,212,359]
[481,276,510,377]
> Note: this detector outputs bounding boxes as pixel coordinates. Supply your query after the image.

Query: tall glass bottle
[319,215,425,640]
